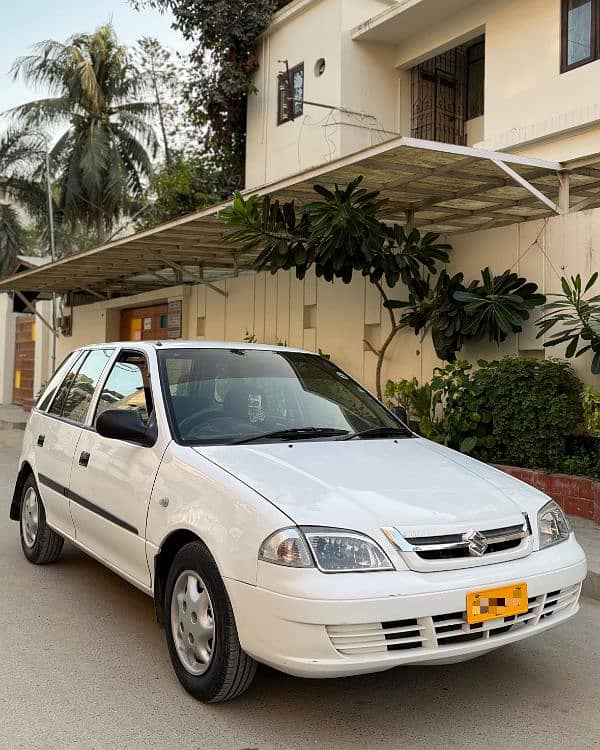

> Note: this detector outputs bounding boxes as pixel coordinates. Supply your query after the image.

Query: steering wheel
[179,408,223,434]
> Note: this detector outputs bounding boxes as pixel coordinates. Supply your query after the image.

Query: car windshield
[158,348,403,445]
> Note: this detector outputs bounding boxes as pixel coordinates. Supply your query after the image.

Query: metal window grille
[411,48,467,146]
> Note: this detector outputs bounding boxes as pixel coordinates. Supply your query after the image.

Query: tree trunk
[375,324,403,401]
[154,78,171,168]
[372,281,404,401]
[96,214,105,245]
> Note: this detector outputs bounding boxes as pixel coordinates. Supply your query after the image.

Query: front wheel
[19,475,64,564]
[164,541,257,702]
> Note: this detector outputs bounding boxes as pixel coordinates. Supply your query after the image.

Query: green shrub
[471,357,583,469]
[387,356,598,477]
[557,436,600,480]
[429,360,495,454]
[384,377,439,437]
[582,386,600,437]
[428,357,584,471]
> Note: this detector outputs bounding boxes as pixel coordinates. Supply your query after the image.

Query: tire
[19,475,64,564]
[164,541,257,703]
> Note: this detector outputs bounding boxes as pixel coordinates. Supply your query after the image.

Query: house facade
[2,0,600,401]
[238,0,600,387]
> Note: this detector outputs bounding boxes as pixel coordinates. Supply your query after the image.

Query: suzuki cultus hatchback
[10,342,586,701]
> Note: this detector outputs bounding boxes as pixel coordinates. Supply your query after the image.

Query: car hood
[195,438,549,534]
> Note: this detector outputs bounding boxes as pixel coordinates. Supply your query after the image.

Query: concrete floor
[1,429,599,750]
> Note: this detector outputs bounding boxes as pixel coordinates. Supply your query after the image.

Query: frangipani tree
[537,273,600,374]
[221,179,546,398]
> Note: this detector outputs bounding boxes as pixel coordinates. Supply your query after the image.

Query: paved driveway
[0,429,598,750]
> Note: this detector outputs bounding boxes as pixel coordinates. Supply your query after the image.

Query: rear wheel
[19,476,64,564]
[164,541,257,702]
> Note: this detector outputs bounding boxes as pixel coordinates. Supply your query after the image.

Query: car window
[47,352,89,417]
[95,351,154,426]
[58,349,115,424]
[36,351,84,412]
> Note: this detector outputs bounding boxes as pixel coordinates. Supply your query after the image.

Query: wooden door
[120,304,169,342]
[13,315,35,408]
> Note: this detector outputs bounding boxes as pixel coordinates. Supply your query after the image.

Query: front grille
[382,518,533,571]
[406,524,526,561]
[326,583,580,657]
[327,619,425,655]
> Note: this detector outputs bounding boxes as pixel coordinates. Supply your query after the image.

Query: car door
[31,350,87,538]
[68,349,167,587]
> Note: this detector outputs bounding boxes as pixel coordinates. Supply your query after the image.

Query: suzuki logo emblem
[463,529,488,557]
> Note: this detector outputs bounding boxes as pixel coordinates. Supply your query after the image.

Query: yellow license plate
[466,582,528,624]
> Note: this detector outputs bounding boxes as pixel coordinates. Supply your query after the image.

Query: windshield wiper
[343,426,413,440]
[232,427,351,445]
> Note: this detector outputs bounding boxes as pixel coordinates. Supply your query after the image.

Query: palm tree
[6,23,157,242]
[0,202,25,276]
[0,128,48,222]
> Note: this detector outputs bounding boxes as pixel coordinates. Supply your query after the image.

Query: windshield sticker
[248,394,265,423]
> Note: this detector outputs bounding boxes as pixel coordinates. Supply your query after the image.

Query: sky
[0,0,188,115]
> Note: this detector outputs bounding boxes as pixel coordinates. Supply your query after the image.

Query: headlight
[259,527,394,572]
[302,527,393,572]
[537,501,571,550]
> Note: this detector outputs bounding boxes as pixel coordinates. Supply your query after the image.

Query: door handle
[37,435,45,447]
[79,451,90,468]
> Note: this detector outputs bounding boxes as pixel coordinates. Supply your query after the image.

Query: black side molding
[38,474,138,536]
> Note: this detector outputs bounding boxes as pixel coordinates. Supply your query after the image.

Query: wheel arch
[153,529,204,626]
[10,461,34,521]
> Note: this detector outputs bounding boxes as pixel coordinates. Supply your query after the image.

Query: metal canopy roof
[1,136,600,301]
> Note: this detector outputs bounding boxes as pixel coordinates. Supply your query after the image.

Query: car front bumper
[225,536,587,678]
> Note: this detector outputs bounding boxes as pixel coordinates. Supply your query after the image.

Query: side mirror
[391,405,408,424]
[96,409,157,447]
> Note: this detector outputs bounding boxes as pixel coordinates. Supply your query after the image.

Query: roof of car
[77,340,312,354]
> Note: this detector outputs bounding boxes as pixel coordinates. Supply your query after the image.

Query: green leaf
[584,272,598,293]
[460,436,478,453]
[565,336,579,358]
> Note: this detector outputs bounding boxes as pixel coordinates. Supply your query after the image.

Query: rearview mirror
[391,405,408,424]
[96,409,157,447]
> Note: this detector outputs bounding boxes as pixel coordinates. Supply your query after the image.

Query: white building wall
[248,0,600,185]
[0,294,16,404]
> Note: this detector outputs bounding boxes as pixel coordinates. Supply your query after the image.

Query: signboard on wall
[167,300,182,339]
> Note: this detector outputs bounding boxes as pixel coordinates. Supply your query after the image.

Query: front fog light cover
[258,528,313,568]
[537,500,571,550]
[302,528,394,572]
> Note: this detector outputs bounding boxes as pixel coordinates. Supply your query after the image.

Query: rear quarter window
[36,351,84,412]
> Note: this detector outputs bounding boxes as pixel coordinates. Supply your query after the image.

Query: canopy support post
[558,171,570,212]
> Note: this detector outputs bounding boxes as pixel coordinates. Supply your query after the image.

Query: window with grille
[277,63,304,125]
[411,38,485,146]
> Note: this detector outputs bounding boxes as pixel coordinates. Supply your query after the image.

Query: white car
[10,342,586,702]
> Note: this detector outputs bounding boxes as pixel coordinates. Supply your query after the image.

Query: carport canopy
[2,136,600,303]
